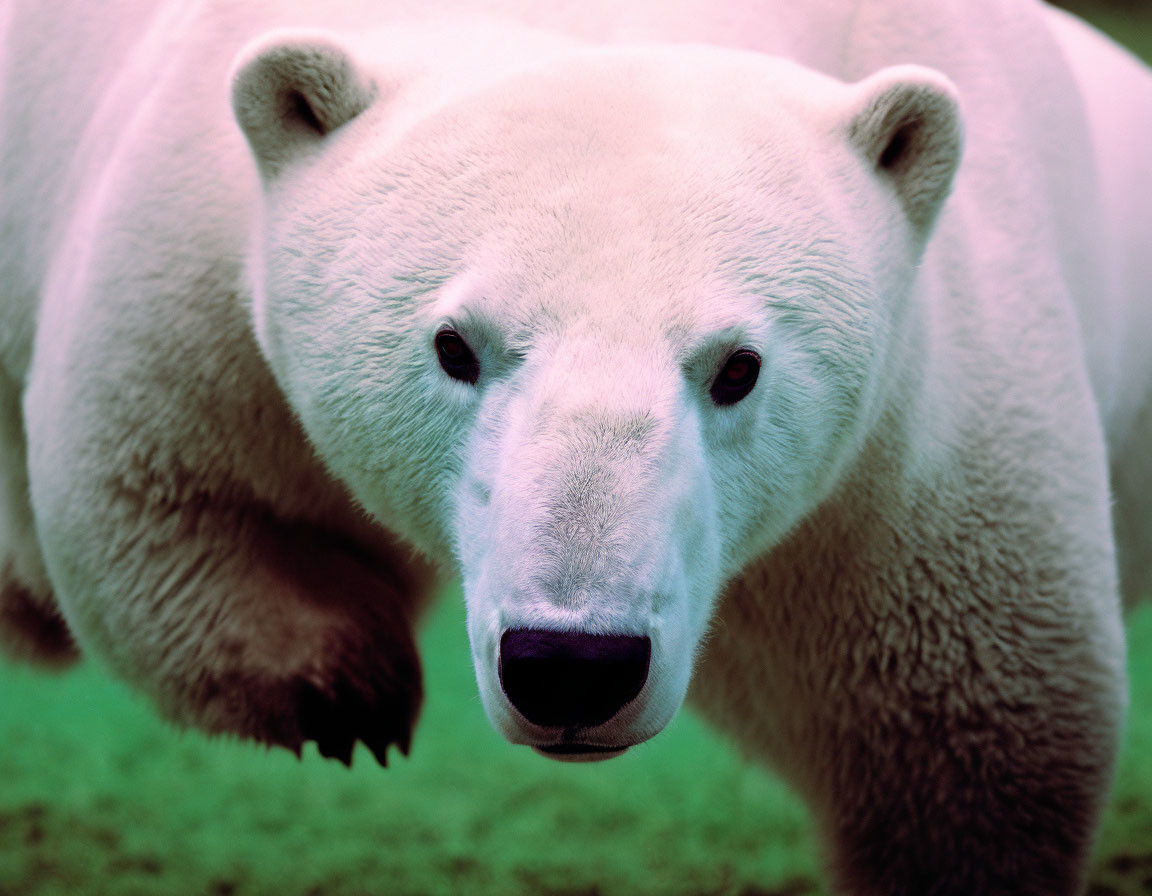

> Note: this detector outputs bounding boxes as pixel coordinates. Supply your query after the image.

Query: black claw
[363,734,390,768]
[360,715,397,768]
[317,733,355,767]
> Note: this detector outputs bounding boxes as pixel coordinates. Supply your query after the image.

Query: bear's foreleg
[692,515,1124,895]
[37,487,429,765]
[814,685,1120,896]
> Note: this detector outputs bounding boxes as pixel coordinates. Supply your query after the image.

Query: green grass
[2,591,1151,896]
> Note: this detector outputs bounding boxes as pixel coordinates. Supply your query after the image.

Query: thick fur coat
[2,0,1149,893]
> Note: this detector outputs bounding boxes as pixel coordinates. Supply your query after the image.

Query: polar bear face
[233,31,962,757]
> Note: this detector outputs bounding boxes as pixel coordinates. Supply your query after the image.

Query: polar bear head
[232,26,962,759]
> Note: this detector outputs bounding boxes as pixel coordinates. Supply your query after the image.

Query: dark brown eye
[710,349,760,406]
[435,329,479,385]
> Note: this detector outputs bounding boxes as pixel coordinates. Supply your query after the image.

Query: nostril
[499,628,651,729]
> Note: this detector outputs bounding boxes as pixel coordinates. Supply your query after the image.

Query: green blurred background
[3,5,1151,895]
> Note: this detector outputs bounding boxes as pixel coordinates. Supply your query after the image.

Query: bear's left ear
[843,65,964,235]
[231,30,378,181]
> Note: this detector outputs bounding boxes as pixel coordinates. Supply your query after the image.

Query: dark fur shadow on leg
[0,571,80,668]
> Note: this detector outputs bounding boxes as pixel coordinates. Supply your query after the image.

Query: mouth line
[532,743,632,762]
[537,742,623,754]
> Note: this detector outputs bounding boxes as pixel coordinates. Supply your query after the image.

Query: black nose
[499,629,651,729]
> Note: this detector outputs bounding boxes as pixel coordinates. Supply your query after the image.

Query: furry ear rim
[846,65,964,235]
[231,30,378,180]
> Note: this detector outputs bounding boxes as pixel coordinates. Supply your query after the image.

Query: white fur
[2,0,1149,892]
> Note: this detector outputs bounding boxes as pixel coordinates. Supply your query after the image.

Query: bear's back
[0,0,171,379]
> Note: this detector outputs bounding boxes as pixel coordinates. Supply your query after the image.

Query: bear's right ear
[842,65,964,236]
[231,31,378,181]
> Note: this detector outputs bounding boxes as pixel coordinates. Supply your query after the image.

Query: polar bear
[3,0,1150,892]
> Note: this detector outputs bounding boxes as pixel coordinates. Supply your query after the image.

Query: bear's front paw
[165,518,430,768]
[195,620,423,768]
[291,641,422,766]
